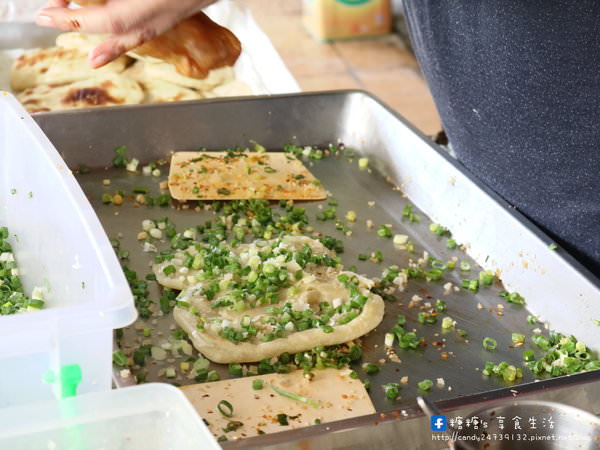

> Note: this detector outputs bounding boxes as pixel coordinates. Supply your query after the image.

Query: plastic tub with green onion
[0,92,136,407]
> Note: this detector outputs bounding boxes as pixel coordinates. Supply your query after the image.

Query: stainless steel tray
[33,91,600,447]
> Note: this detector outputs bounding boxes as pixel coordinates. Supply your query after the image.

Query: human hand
[36,0,217,68]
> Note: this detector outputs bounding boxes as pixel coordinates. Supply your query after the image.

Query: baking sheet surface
[78,151,539,412]
[33,92,600,444]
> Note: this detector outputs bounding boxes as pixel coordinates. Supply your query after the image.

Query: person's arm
[36,0,218,68]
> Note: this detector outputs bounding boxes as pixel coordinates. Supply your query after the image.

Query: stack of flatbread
[11,18,251,113]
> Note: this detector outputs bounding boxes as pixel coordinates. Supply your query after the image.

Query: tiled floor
[239,0,441,136]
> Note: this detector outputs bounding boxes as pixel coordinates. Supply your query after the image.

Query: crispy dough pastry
[126,59,234,91]
[17,73,143,113]
[124,63,203,103]
[133,12,241,80]
[10,46,128,91]
[74,0,241,79]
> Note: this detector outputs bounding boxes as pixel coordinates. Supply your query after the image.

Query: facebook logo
[431,415,447,431]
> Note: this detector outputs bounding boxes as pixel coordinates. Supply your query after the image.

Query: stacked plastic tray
[0,92,218,448]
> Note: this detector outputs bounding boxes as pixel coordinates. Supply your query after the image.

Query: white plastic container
[0,383,220,449]
[0,92,136,407]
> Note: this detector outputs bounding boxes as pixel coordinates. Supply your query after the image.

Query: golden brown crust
[16,73,143,112]
[134,12,241,80]
[175,292,384,363]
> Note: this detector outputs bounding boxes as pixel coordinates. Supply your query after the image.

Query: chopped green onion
[384,333,395,347]
[548,243,558,251]
[441,316,455,330]
[461,279,479,293]
[523,350,535,362]
[345,211,357,222]
[372,250,383,263]
[511,333,525,345]
[459,261,471,271]
[207,370,220,382]
[132,186,148,194]
[418,312,438,325]
[429,223,450,237]
[222,421,244,433]
[397,331,422,349]
[502,365,518,382]
[527,314,538,325]
[482,361,524,382]
[217,400,234,418]
[500,290,526,306]
[417,379,433,391]
[251,140,266,152]
[228,363,243,376]
[532,335,550,350]
[457,329,468,338]
[252,379,264,390]
[277,413,289,426]
[112,350,128,367]
[362,362,380,375]
[446,239,457,249]
[162,265,176,276]
[112,145,129,168]
[402,204,420,223]
[358,157,369,169]
[321,325,334,333]
[377,225,393,238]
[382,382,400,399]
[479,270,495,286]
[435,299,447,312]
[427,268,444,281]
[271,384,320,408]
[483,337,497,351]
[482,361,495,376]
[393,234,408,246]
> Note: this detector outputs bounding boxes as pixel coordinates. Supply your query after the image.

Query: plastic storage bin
[0,383,220,449]
[0,92,136,407]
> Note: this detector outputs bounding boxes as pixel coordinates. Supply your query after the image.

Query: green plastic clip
[43,364,82,399]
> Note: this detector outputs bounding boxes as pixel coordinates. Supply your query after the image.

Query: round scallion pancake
[153,235,384,363]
